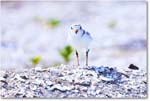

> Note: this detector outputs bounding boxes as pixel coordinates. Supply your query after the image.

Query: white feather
[67,24,93,51]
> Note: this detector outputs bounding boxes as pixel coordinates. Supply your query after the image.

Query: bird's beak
[74,30,78,34]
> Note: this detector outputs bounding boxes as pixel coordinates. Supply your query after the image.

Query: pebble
[31,85,37,91]
[34,79,45,86]
[48,84,74,92]
[0,77,6,81]
[26,91,34,98]
[100,76,115,81]
[77,80,91,87]
[15,74,26,82]
[34,67,46,72]
[128,64,139,70]
[45,80,53,86]
[80,87,88,92]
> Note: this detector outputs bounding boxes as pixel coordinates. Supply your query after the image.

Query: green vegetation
[59,45,73,63]
[31,55,42,65]
[107,20,117,29]
[48,19,60,28]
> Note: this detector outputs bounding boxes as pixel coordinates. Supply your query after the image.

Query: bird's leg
[86,49,89,66]
[76,50,80,66]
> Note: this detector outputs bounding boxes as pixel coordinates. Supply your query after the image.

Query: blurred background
[0,1,147,71]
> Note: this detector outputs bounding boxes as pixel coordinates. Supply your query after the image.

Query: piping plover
[67,24,93,66]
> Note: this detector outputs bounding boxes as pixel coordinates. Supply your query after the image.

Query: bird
[67,24,93,66]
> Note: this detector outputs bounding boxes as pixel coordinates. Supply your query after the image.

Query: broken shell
[45,80,53,86]
[34,67,46,72]
[100,75,115,81]
[15,74,26,82]
[48,84,74,92]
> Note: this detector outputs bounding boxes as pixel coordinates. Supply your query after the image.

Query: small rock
[128,64,139,70]
[50,69,61,76]
[87,88,96,96]
[3,74,9,79]
[26,91,34,98]
[16,88,26,97]
[100,75,115,81]
[34,67,46,72]
[80,87,87,92]
[15,74,26,82]
[91,81,97,86]
[31,85,37,91]
[48,84,74,92]
[60,76,73,83]
[96,89,101,94]
[0,77,8,85]
[45,80,53,86]
[105,94,112,98]
[0,77,6,81]
[34,79,45,86]
[20,75,29,80]
[75,80,91,87]
[143,81,147,84]
[15,93,23,98]
[73,89,79,93]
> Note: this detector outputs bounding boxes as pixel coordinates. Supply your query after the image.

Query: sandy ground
[0,65,147,98]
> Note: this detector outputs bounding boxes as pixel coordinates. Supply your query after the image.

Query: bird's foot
[86,64,90,67]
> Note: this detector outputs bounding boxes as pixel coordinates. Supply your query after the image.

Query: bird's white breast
[67,31,92,50]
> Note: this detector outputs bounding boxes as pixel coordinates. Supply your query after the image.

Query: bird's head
[70,24,82,34]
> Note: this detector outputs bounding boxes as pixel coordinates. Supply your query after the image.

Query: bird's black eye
[71,26,73,29]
